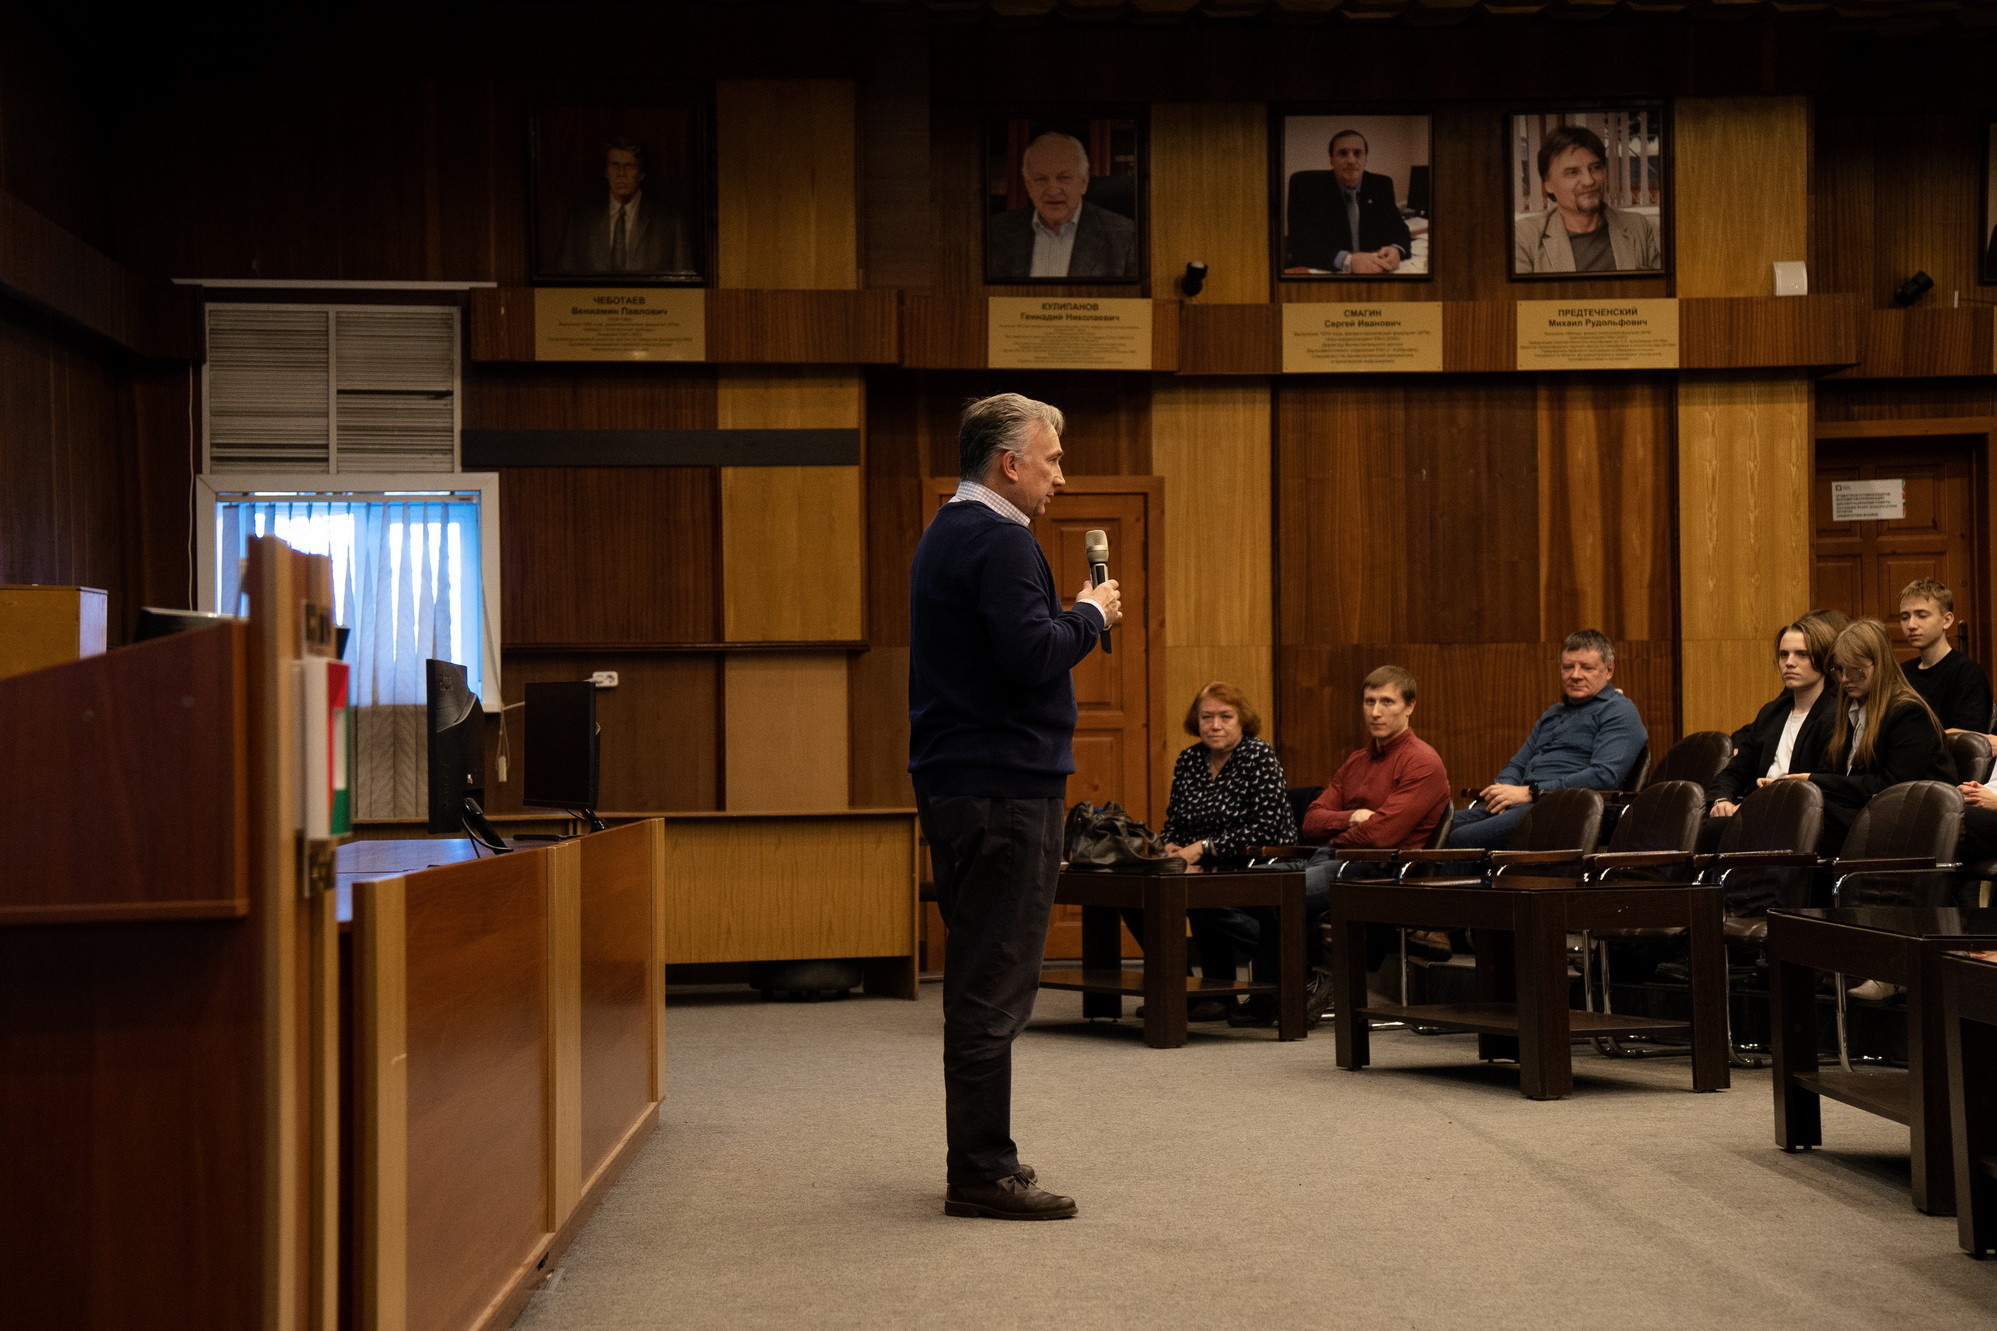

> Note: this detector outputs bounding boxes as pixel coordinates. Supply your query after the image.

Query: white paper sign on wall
[1831,479,1906,522]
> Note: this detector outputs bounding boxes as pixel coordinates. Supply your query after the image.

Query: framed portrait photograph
[1982,123,1996,285]
[530,98,709,285]
[983,111,1144,285]
[1275,112,1432,281]
[1508,104,1669,280]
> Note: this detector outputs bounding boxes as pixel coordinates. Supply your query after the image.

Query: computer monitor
[1404,165,1431,219]
[425,658,506,850]
[135,607,237,641]
[523,681,604,831]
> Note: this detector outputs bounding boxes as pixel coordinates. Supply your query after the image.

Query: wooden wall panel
[847,369,929,807]
[715,80,857,290]
[1149,104,1269,304]
[487,655,722,814]
[0,304,141,640]
[723,654,850,811]
[1674,97,1809,299]
[1677,371,1812,734]
[1152,378,1275,733]
[715,370,864,642]
[1818,380,1997,425]
[1277,377,1539,649]
[498,467,719,647]
[1536,374,1675,643]
[663,813,916,965]
[1809,112,1874,299]
[463,363,716,432]
[848,644,912,809]
[1869,114,1987,312]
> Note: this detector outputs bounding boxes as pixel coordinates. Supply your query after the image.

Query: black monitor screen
[523,681,600,813]
[136,607,237,641]
[425,659,484,835]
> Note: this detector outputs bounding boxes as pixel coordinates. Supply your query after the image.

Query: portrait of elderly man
[1284,129,1414,275]
[1512,122,1662,276]
[987,131,1137,281]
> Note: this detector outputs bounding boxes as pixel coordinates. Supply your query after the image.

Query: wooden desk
[1329,876,1730,1100]
[1942,950,1997,1256]
[661,810,921,998]
[1041,866,1308,1047]
[1769,908,1997,1216]
[346,820,665,1331]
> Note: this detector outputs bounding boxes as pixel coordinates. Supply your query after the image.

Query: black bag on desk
[1062,801,1186,872]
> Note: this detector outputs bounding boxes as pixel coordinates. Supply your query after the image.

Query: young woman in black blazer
[1779,618,1955,853]
[1707,612,1845,817]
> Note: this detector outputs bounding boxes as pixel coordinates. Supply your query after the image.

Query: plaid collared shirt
[948,479,1106,625]
[950,478,1030,526]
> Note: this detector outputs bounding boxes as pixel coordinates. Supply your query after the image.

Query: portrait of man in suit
[1284,130,1414,275]
[531,102,706,285]
[1511,114,1665,278]
[985,130,1138,283]
[554,138,695,278]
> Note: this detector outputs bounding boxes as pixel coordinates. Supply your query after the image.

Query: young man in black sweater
[1898,579,1995,736]
[909,392,1121,1221]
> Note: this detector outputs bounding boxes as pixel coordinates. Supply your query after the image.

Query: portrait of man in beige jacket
[1513,122,1662,275]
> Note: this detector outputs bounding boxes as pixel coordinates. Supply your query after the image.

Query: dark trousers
[915,789,1063,1186]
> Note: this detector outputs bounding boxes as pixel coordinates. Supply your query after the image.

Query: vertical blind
[215,495,486,703]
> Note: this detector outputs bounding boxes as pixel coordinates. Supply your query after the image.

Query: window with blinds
[204,304,461,474]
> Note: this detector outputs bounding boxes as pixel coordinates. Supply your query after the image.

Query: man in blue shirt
[1445,629,1648,850]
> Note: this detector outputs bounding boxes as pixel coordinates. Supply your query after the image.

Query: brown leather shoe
[944,1172,1077,1220]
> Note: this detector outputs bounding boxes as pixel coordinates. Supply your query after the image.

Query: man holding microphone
[909,393,1121,1221]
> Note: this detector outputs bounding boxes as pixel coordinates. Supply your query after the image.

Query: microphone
[1083,528,1112,654]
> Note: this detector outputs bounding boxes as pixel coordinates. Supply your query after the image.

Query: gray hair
[959,393,1065,481]
[1561,628,1615,665]
[1022,131,1089,178]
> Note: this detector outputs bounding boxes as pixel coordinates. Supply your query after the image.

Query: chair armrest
[1247,844,1313,860]
[1597,790,1639,807]
[1488,848,1585,866]
[1830,856,1938,874]
[1457,787,1483,800]
[1830,863,1962,905]
[1710,850,1821,868]
[1397,847,1483,864]
[1584,850,1695,870]
[1334,847,1398,863]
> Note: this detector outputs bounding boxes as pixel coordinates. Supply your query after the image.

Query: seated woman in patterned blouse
[1125,681,1297,1022]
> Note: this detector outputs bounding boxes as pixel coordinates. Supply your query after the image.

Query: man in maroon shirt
[1233,666,1451,1025]
[1302,665,1451,854]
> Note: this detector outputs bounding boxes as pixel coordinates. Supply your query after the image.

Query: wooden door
[1813,436,1981,662]
[926,478,1164,959]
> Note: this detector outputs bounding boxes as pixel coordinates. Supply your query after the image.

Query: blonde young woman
[1778,618,1954,856]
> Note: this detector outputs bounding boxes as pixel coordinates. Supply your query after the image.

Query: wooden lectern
[0,538,341,1331]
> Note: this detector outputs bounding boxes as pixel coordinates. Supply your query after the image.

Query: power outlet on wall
[590,671,619,689]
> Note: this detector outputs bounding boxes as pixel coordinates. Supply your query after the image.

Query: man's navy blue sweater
[908,501,1101,797]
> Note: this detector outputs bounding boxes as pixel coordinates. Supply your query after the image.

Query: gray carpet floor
[513,982,1995,1330]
